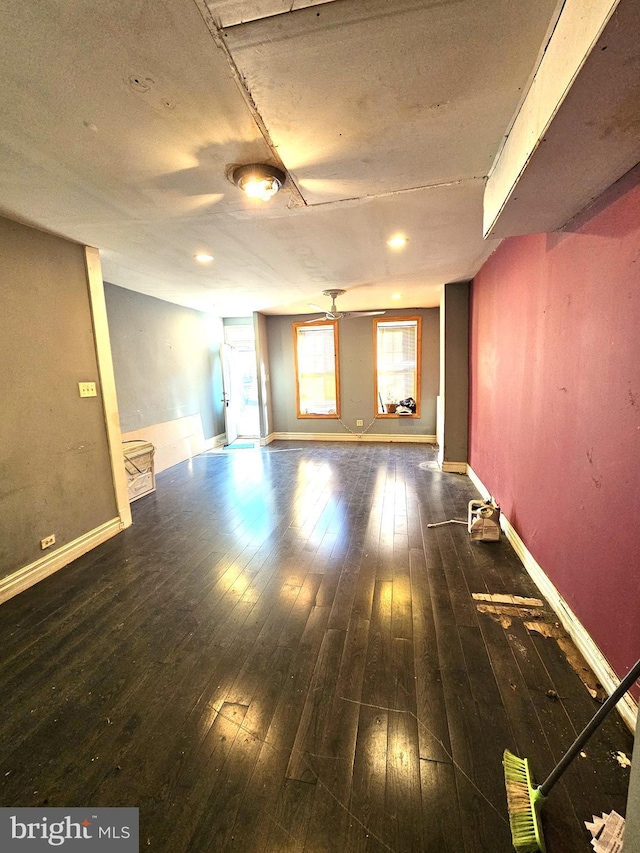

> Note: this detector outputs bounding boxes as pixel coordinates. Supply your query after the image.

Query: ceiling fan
[304,289,386,323]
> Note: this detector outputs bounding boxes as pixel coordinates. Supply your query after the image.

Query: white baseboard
[440,461,468,473]
[467,465,637,732]
[269,432,437,443]
[0,518,122,605]
[260,433,275,446]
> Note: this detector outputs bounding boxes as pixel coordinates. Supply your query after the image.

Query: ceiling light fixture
[194,253,214,263]
[232,164,285,201]
[387,234,408,249]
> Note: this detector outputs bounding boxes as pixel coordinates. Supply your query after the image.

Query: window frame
[292,320,341,419]
[373,315,421,418]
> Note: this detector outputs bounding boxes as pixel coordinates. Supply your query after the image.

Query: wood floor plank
[264,779,316,852]
[301,617,370,852]
[220,735,292,853]
[385,708,424,852]
[420,758,465,853]
[286,627,345,783]
[346,706,390,853]
[276,573,324,652]
[140,701,249,851]
[350,551,378,622]
[360,579,393,710]
[409,547,453,763]
[184,719,265,852]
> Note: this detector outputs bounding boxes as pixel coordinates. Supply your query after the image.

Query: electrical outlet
[79,381,97,398]
[40,534,56,550]
[356,419,364,427]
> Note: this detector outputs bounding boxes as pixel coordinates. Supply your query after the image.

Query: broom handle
[539,657,640,796]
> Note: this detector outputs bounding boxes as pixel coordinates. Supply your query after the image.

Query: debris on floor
[476,603,545,623]
[523,621,607,702]
[614,751,631,769]
[474,591,608,702]
[472,593,544,607]
[472,592,546,628]
[585,811,625,853]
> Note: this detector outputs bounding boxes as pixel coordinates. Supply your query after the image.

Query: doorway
[222,323,260,441]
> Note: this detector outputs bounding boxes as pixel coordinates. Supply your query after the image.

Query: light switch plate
[79,382,97,397]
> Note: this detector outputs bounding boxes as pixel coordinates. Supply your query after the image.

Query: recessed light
[391,293,402,300]
[232,164,285,201]
[194,253,214,263]
[387,234,408,249]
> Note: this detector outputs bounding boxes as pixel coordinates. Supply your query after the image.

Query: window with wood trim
[374,317,421,417]
[293,321,340,418]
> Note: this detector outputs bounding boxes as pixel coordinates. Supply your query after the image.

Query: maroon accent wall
[469,172,640,694]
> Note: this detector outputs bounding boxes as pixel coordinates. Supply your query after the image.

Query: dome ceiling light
[232,164,285,201]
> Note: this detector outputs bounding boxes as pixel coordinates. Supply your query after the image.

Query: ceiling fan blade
[303,315,328,324]
[308,303,324,311]
[345,310,386,318]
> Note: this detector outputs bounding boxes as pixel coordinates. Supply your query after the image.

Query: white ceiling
[0,0,635,318]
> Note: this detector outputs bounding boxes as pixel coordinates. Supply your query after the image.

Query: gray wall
[266,308,439,436]
[440,281,469,464]
[254,312,273,439]
[0,216,117,579]
[104,284,224,439]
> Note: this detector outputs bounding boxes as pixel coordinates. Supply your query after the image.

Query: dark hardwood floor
[0,442,633,852]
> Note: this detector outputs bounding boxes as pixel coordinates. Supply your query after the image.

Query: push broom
[504,656,640,853]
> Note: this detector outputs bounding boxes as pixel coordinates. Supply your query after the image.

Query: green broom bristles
[503,749,547,853]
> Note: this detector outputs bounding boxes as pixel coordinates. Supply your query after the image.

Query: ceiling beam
[483,0,640,238]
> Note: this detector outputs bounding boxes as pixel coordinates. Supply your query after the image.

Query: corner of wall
[85,247,131,530]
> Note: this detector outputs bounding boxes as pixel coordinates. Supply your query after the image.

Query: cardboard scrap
[585,811,625,853]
